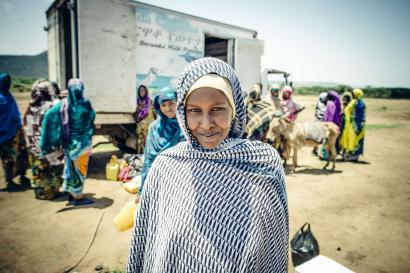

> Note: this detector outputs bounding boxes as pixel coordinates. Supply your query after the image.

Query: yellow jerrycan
[106,155,120,181]
[113,201,138,231]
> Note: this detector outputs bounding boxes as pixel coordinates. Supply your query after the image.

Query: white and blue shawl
[127,57,288,273]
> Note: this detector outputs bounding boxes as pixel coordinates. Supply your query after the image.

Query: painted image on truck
[135,7,204,93]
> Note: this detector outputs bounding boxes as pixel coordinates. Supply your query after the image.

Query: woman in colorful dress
[139,87,184,193]
[127,57,288,273]
[135,85,155,154]
[323,90,342,128]
[340,89,366,161]
[41,79,96,205]
[0,73,29,191]
[23,81,64,199]
[280,85,304,122]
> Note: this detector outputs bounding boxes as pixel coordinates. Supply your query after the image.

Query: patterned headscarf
[176,57,246,151]
[127,57,288,273]
[24,81,53,157]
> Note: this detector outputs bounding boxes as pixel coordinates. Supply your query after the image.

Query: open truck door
[233,38,264,94]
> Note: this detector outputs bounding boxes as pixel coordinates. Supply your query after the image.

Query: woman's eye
[188,108,200,113]
[212,107,224,112]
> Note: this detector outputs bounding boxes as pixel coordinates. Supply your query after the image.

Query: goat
[267,117,339,172]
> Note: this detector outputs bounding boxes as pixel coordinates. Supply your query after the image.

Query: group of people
[1,57,366,272]
[244,82,305,141]
[314,89,366,161]
[0,73,95,205]
[242,80,366,162]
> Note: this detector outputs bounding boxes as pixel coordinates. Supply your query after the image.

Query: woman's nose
[200,113,213,129]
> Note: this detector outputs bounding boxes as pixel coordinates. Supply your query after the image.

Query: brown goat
[268,118,339,172]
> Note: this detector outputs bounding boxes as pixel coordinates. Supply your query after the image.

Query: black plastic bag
[290,222,320,266]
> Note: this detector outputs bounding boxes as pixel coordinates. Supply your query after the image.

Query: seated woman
[139,87,184,193]
[127,57,288,273]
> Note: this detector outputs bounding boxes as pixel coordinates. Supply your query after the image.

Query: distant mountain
[292,81,345,87]
[0,51,48,78]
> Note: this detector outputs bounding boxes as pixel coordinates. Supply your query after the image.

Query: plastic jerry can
[113,201,138,231]
[106,155,120,181]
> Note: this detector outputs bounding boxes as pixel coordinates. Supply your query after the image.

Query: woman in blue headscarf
[127,58,288,273]
[40,79,95,205]
[0,72,29,191]
[139,87,184,193]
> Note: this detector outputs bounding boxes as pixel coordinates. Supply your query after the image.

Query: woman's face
[160,99,177,119]
[282,91,291,100]
[139,87,147,97]
[185,87,233,149]
[271,88,279,97]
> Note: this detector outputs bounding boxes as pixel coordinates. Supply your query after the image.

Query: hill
[0,51,48,79]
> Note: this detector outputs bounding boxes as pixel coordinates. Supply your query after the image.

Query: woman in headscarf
[280,85,304,122]
[135,85,155,154]
[315,92,328,121]
[0,72,29,191]
[340,89,366,161]
[269,84,284,114]
[317,91,342,159]
[49,81,62,105]
[339,91,353,138]
[245,83,276,141]
[323,91,342,128]
[127,57,288,273]
[23,81,63,199]
[139,87,184,192]
[342,91,353,110]
[40,79,96,205]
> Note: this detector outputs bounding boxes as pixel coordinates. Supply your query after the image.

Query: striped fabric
[127,57,288,273]
[246,100,277,140]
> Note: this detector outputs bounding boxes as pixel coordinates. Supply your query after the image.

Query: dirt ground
[0,94,409,273]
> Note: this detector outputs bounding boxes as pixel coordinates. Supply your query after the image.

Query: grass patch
[367,123,405,131]
[11,76,37,93]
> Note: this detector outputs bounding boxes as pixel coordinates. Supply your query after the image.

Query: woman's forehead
[185,87,228,104]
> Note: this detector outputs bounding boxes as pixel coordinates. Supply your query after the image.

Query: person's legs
[16,130,30,187]
[64,150,94,206]
[32,155,63,200]
[0,134,24,191]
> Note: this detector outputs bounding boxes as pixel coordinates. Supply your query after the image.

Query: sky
[0,0,409,87]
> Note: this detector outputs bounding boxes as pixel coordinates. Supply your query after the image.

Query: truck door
[233,38,264,94]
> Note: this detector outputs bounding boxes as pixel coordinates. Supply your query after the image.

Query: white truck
[46,0,266,151]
